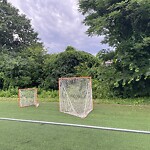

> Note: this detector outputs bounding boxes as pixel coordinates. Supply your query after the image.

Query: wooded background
[0,0,149,98]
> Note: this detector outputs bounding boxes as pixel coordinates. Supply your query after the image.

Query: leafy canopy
[0,1,45,89]
[79,0,150,97]
[79,0,150,46]
[0,1,38,51]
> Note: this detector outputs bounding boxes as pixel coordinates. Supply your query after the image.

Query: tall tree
[0,1,45,89]
[0,1,38,52]
[79,0,150,97]
[79,0,150,46]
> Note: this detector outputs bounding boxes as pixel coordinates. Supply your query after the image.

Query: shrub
[0,87,18,98]
[37,88,58,99]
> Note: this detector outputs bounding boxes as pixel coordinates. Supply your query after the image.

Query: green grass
[94,97,150,105]
[0,100,150,150]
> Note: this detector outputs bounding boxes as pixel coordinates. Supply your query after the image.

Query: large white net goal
[59,77,93,118]
[18,88,39,107]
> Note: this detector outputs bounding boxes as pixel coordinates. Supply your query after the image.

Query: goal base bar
[0,117,150,134]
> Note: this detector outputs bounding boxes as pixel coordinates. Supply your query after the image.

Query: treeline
[0,0,149,98]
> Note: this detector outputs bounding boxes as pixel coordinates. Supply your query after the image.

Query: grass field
[0,99,150,150]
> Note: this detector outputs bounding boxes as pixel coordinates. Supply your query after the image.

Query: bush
[0,87,18,98]
[37,88,58,99]
[0,87,59,99]
[90,65,116,99]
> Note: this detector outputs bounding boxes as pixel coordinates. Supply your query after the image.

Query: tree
[0,43,45,89]
[0,1,38,52]
[79,0,150,46]
[0,1,45,89]
[79,0,150,97]
[42,46,99,90]
[96,49,115,61]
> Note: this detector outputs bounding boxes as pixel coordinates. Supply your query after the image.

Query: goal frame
[18,88,38,108]
[59,76,93,118]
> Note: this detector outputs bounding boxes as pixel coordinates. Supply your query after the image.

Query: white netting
[18,88,38,107]
[59,77,93,118]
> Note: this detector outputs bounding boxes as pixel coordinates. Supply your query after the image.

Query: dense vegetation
[79,0,150,98]
[0,0,149,99]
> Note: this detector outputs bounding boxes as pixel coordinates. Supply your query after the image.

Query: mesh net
[18,88,38,107]
[59,77,93,118]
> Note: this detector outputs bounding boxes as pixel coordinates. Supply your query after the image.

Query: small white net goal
[59,77,93,118]
[18,88,38,107]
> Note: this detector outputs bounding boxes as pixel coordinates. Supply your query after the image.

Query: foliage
[79,0,150,46]
[79,0,150,98]
[92,67,116,99]
[76,62,117,99]
[0,0,149,99]
[0,43,45,89]
[96,49,115,61]
[37,88,58,99]
[0,87,58,99]
[113,39,150,97]
[42,46,99,90]
[0,1,45,90]
[0,1,39,52]
[0,87,18,97]
[18,43,45,88]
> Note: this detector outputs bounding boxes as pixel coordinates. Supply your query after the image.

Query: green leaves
[79,0,150,97]
[0,1,39,51]
[42,46,99,90]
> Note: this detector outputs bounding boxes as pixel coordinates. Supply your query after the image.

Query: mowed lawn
[0,100,150,150]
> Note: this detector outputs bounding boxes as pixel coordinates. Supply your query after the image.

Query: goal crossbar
[0,117,150,134]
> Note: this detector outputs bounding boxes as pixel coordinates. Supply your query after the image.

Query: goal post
[18,88,39,108]
[59,77,93,118]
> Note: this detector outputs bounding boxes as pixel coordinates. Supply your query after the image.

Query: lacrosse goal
[18,88,39,107]
[59,77,93,118]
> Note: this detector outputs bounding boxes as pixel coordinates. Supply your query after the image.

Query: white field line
[0,117,150,134]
